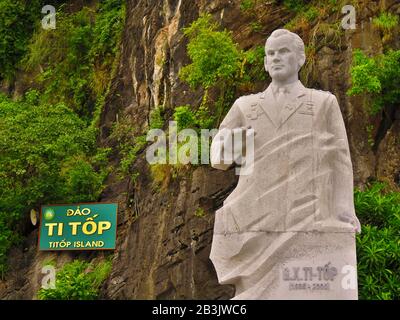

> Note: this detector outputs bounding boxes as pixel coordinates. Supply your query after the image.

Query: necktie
[275,87,287,106]
[274,88,287,124]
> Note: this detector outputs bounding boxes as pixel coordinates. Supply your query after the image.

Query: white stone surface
[209,29,360,300]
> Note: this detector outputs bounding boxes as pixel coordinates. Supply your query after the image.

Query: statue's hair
[265,29,306,68]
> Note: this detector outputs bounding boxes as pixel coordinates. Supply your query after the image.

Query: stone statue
[209,29,361,299]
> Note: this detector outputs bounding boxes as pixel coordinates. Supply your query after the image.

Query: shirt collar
[270,80,303,95]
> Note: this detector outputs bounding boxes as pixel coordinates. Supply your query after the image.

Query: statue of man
[210,29,361,299]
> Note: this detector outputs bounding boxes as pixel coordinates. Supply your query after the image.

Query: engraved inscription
[283,262,338,291]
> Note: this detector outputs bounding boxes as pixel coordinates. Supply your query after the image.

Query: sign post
[39,203,118,251]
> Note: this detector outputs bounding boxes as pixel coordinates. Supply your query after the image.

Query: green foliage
[354,183,400,227]
[0,94,109,275]
[0,0,124,279]
[179,14,241,90]
[24,89,40,105]
[89,0,125,97]
[0,212,21,278]
[23,0,125,121]
[283,0,307,12]
[149,106,165,130]
[303,6,319,22]
[179,14,268,132]
[196,105,216,130]
[61,156,108,203]
[347,49,400,115]
[284,5,321,32]
[354,182,400,299]
[170,105,215,168]
[283,1,345,38]
[241,45,268,83]
[119,135,146,180]
[372,12,399,33]
[173,105,214,131]
[195,207,206,218]
[284,2,320,25]
[110,118,147,179]
[366,124,374,148]
[90,0,125,59]
[149,163,185,190]
[240,0,255,11]
[0,0,44,80]
[37,259,112,300]
[249,21,262,33]
[173,105,197,130]
[23,7,94,119]
[347,50,381,96]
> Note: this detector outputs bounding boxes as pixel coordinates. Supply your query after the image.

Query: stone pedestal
[211,231,358,299]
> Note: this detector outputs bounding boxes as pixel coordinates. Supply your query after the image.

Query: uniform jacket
[210,81,361,234]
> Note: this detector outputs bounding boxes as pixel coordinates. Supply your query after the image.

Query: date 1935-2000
[289,283,330,291]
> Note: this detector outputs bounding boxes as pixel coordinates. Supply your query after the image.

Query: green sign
[39,203,118,251]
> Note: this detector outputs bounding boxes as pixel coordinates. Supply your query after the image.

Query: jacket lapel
[258,87,280,128]
[278,88,308,129]
[258,83,309,129]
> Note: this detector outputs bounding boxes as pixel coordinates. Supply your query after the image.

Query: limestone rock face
[376,121,400,191]
[1,0,399,299]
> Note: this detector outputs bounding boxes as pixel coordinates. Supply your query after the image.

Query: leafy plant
[250,21,262,33]
[366,124,374,148]
[354,182,400,227]
[37,259,112,300]
[195,207,206,218]
[347,49,400,115]
[149,106,165,130]
[0,0,124,278]
[347,50,381,96]
[283,1,344,37]
[119,135,147,179]
[0,212,21,278]
[173,105,197,131]
[372,12,399,33]
[303,6,319,23]
[23,7,95,119]
[89,0,125,97]
[60,155,108,203]
[240,45,268,83]
[179,14,268,131]
[179,14,241,90]
[0,0,44,80]
[240,0,255,12]
[23,0,125,121]
[283,0,307,13]
[110,118,147,179]
[0,94,108,275]
[165,14,269,174]
[24,89,40,105]
[354,182,400,299]
[173,105,214,137]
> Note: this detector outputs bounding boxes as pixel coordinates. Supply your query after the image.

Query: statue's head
[264,29,305,82]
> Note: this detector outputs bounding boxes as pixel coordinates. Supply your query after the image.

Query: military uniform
[210,81,360,299]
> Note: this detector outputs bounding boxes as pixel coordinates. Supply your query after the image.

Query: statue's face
[265,35,300,81]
